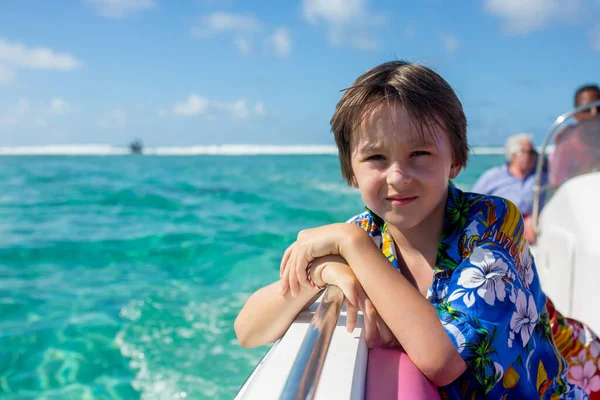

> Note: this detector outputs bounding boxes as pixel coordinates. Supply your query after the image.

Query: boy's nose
[386,165,412,186]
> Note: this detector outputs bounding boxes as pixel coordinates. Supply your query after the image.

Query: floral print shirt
[349,185,588,399]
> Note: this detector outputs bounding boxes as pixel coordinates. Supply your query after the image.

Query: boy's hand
[311,257,399,349]
[279,223,368,297]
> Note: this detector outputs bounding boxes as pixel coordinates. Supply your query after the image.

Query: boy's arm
[341,230,467,387]
[235,281,321,348]
[275,220,466,384]
[344,199,541,394]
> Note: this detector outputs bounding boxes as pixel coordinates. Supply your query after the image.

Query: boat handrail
[279,285,345,400]
[532,99,600,233]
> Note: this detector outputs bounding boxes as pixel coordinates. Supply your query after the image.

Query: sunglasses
[519,149,538,155]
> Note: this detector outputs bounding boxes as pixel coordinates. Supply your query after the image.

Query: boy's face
[350,103,461,231]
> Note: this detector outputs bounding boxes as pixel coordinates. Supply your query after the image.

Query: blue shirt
[349,186,587,399]
[470,164,543,216]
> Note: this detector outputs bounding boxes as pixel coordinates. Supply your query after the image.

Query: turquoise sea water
[0,154,504,400]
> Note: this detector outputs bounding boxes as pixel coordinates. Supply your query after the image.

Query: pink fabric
[366,348,440,400]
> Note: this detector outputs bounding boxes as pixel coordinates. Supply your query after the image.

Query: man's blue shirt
[470,164,545,216]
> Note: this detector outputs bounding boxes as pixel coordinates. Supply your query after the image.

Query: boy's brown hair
[331,60,469,184]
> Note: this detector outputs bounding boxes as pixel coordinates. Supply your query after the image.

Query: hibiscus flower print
[447,246,508,307]
[591,339,599,360]
[569,349,600,394]
[519,244,534,287]
[509,289,539,347]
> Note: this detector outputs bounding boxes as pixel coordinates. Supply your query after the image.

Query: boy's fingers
[329,275,358,307]
[345,300,358,333]
[280,249,295,296]
[280,266,290,296]
[377,317,395,348]
[288,249,301,297]
[280,244,294,277]
[361,295,379,348]
[296,254,311,288]
[343,280,358,308]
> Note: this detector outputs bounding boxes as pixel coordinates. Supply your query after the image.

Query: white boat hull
[534,171,600,334]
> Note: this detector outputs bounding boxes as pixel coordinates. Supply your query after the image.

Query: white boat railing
[532,99,600,232]
[279,285,345,400]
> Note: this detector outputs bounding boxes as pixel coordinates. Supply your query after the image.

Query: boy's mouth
[386,196,418,206]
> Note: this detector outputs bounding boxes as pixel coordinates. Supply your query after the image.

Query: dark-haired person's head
[574,84,600,122]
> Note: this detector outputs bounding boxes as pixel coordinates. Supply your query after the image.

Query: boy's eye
[365,154,385,161]
[410,151,431,157]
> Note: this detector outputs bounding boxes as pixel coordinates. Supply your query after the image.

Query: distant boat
[129,140,143,154]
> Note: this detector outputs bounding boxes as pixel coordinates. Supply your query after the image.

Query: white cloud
[441,33,459,54]
[86,0,156,18]
[191,12,263,55]
[215,99,267,119]
[484,0,581,35]
[98,108,127,128]
[173,94,209,116]
[226,99,250,119]
[192,13,293,57]
[191,12,261,38]
[0,64,14,85]
[254,102,266,116]
[267,27,291,58]
[301,0,386,50]
[234,36,253,55]
[49,97,71,114]
[199,12,262,35]
[303,0,364,24]
[166,93,267,120]
[0,39,83,70]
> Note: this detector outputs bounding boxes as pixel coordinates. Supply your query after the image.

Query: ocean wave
[0,145,129,155]
[470,145,554,155]
[148,145,339,155]
[0,144,338,156]
[312,182,358,195]
[469,147,505,155]
[0,144,509,156]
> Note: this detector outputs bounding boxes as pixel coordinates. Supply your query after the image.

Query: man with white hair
[471,133,543,243]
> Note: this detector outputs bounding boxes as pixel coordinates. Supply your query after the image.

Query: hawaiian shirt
[349,185,588,399]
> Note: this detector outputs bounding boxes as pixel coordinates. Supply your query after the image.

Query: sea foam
[0,144,506,156]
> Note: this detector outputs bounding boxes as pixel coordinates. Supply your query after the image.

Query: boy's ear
[449,162,462,179]
[351,176,359,188]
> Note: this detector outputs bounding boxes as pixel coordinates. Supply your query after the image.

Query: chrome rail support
[279,285,345,400]
[532,99,600,233]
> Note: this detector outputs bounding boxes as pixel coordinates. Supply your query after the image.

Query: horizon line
[0,144,508,156]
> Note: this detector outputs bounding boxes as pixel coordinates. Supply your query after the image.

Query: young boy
[235,61,588,398]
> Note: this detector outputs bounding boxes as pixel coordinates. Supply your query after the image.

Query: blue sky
[0,0,599,147]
